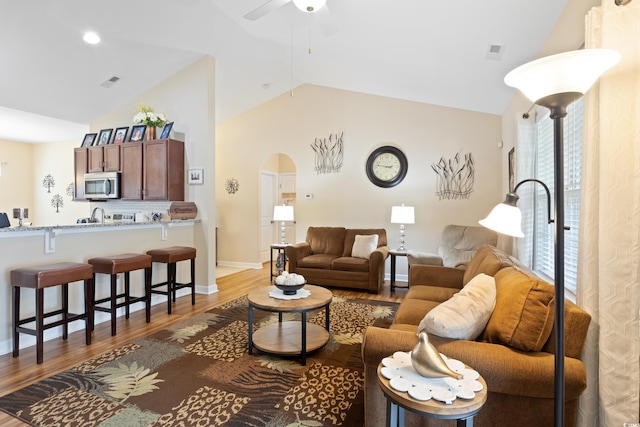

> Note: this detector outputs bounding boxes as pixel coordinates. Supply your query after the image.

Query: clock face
[366,146,408,188]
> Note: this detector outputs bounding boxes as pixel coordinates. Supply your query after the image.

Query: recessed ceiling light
[83,32,101,45]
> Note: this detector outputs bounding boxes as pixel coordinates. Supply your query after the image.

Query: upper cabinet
[88,145,121,172]
[121,139,185,201]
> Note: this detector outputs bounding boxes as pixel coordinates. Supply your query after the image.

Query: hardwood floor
[0,263,407,426]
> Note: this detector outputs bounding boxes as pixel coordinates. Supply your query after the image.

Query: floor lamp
[480,49,619,427]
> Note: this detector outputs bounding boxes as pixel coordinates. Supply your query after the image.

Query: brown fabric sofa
[362,244,591,427]
[285,227,389,293]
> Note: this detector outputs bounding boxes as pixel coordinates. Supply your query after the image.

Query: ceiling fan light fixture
[292,0,326,13]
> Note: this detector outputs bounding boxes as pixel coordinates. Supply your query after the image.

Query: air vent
[100,76,121,88]
[486,44,505,60]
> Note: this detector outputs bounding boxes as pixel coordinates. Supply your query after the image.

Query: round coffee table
[247,285,332,365]
[377,363,487,427]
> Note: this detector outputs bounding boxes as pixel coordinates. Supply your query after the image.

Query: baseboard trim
[217,260,263,270]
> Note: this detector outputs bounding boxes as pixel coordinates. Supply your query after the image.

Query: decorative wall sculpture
[431,152,475,200]
[42,174,55,193]
[51,194,63,213]
[311,132,344,174]
[66,182,74,199]
[225,178,239,194]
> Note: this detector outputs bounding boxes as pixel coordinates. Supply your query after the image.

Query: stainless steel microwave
[84,172,120,199]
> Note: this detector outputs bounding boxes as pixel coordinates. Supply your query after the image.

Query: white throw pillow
[351,234,379,259]
[418,273,496,340]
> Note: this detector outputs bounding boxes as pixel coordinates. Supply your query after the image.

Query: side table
[377,364,487,427]
[389,249,409,291]
[270,243,288,279]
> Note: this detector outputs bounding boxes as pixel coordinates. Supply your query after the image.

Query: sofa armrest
[368,246,390,292]
[362,326,417,366]
[407,251,443,267]
[409,264,466,288]
[284,243,311,273]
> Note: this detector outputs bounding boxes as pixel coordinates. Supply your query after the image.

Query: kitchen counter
[0,219,198,234]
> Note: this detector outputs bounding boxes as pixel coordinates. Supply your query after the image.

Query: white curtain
[578,1,640,426]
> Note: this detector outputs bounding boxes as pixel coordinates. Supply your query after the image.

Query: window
[531,99,583,297]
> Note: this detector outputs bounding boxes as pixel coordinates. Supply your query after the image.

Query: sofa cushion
[482,267,555,352]
[331,256,370,272]
[352,234,379,259]
[462,244,514,285]
[418,273,496,340]
[306,227,346,256]
[393,298,441,326]
[405,284,460,304]
[297,253,338,269]
[342,229,387,257]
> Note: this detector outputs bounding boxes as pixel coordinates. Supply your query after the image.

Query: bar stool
[147,246,196,314]
[11,262,93,364]
[88,253,152,336]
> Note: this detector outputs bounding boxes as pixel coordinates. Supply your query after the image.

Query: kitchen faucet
[90,207,105,224]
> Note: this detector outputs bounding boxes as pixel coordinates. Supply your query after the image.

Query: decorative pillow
[351,234,379,260]
[481,267,555,352]
[418,273,496,340]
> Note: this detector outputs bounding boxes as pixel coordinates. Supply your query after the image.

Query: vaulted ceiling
[1,0,586,143]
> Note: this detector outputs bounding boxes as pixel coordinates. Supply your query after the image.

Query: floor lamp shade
[292,0,326,13]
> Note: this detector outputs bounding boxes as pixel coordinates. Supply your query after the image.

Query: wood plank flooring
[0,263,407,426]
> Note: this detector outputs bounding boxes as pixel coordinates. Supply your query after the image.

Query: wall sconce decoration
[431,152,474,200]
[42,174,55,193]
[225,178,239,194]
[51,194,64,213]
[311,131,344,174]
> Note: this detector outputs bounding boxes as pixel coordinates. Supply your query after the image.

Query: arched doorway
[259,153,296,263]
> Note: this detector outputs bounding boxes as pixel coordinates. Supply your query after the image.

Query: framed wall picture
[97,128,113,145]
[129,125,146,142]
[160,122,173,139]
[81,133,97,147]
[188,168,204,185]
[113,127,128,144]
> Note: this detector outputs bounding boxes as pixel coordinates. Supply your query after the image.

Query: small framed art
[81,133,97,147]
[130,125,146,142]
[160,122,174,139]
[113,127,128,144]
[97,128,113,145]
[188,168,204,185]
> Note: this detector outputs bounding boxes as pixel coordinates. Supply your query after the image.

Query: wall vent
[486,44,505,60]
[100,76,121,88]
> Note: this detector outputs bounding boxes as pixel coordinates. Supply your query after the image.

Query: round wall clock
[365,145,408,188]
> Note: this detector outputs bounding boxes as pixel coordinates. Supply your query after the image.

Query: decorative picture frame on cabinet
[129,125,146,142]
[81,133,97,147]
[188,168,204,185]
[97,128,113,145]
[113,127,128,144]
[160,122,174,139]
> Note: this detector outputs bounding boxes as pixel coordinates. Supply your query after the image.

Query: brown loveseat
[362,244,591,427]
[285,227,389,293]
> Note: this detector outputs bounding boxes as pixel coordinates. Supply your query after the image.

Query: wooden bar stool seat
[147,246,196,314]
[11,262,93,364]
[88,253,152,336]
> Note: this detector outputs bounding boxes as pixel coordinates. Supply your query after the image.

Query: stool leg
[85,277,92,345]
[190,258,195,306]
[145,266,152,323]
[36,288,44,364]
[62,283,69,340]
[110,274,117,336]
[124,272,131,319]
[170,263,177,303]
[91,273,97,331]
[12,286,20,358]
[166,263,173,314]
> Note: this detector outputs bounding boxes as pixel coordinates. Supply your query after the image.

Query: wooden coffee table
[247,285,332,365]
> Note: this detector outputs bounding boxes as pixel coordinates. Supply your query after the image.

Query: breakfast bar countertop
[0,219,198,235]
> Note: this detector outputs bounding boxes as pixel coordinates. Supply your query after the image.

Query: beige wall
[0,140,34,226]
[216,84,502,272]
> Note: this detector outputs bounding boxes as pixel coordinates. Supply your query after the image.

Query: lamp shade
[390,205,415,224]
[273,205,294,222]
[504,49,621,102]
[292,0,326,13]
[479,203,524,238]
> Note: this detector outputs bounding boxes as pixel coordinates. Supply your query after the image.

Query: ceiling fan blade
[314,4,337,36]
[244,0,291,21]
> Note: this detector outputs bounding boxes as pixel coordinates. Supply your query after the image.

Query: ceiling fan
[244,0,337,36]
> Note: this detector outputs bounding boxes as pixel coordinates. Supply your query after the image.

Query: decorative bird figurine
[411,332,463,379]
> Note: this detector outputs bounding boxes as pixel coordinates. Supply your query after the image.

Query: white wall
[217,84,503,276]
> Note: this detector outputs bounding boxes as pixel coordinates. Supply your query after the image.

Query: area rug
[0,294,398,427]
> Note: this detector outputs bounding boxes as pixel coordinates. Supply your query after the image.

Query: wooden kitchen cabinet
[121,139,184,201]
[88,145,121,172]
[73,147,88,201]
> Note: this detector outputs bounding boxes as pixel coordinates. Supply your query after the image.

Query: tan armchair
[407,224,498,270]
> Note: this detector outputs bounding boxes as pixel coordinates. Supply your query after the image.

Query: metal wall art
[51,194,63,213]
[431,152,475,200]
[42,174,55,193]
[225,177,239,194]
[311,131,344,174]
